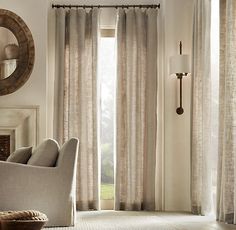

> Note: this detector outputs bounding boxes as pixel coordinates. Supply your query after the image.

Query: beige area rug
[47,211,235,230]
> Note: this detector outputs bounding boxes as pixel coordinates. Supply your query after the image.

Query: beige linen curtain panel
[115,8,158,211]
[217,0,236,224]
[191,0,212,215]
[54,8,99,210]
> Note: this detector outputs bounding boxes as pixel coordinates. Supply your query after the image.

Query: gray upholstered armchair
[0,138,79,227]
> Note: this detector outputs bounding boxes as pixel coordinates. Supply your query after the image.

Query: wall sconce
[169,41,191,115]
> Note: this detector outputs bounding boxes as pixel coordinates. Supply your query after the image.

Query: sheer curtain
[217,0,236,224]
[115,8,158,211]
[54,8,99,210]
[191,0,212,215]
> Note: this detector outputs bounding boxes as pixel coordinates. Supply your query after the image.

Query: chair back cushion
[56,138,79,167]
[27,139,59,167]
[6,146,32,163]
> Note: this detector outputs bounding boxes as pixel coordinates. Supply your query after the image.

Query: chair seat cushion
[7,146,32,163]
[27,139,59,167]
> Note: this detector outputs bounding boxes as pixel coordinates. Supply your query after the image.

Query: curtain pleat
[115,8,158,211]
[191,0,212,215]
[217,0,236,224]
[54,8,99,211]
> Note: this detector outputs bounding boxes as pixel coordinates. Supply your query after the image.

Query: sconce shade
[169,54,191,75]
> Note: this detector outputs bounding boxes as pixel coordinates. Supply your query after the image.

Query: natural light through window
[98,34,116,202]
[210,0,219,216]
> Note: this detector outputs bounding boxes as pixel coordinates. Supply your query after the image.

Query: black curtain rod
[52,4,160,9]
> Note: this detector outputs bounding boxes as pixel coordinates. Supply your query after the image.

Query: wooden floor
[49,211,235,230]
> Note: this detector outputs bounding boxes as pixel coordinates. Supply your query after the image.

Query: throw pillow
[7,146,32,163]
[27,139,59,167]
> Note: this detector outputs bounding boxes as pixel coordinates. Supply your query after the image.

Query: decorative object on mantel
[169,41,191,115]
[0,59,18,80]
[0,210,47,230]
[4,44,19,60]
[0,9,35,95]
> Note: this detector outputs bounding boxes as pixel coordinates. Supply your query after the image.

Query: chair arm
[0,161,69,201]
[0,161,60,181]
[0,161,77,227]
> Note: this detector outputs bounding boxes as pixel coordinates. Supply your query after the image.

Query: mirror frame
[0,9,35,95]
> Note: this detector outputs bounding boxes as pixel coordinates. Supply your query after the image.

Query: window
[98,29,116,209]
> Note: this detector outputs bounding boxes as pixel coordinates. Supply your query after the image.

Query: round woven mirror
[0,9,35,95]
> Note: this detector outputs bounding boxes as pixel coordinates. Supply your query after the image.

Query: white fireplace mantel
[0,106,39,153]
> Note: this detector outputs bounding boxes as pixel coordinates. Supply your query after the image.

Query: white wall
[0,0,48,142]
[1,0,194,211]
[163,0,194,211]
